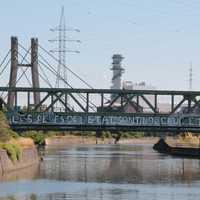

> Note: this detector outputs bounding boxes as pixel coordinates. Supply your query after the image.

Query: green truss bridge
[1,37,200,133]
[1,87,200,133]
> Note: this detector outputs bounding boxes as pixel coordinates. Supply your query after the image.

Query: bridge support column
[7,37,41,109]
[31,38,40,106]
[8,37,18,108]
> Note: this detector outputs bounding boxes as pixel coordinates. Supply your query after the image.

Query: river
[0,143,200,200]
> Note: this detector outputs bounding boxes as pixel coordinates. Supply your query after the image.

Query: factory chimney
[110,54,124,101]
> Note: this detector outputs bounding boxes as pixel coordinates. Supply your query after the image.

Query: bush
[102,131,112,138]
[0,111,19,142]
[121,132,131,138]
[0,143,21,162]
[21,131,46,145]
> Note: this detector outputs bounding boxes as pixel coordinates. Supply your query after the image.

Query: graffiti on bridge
[8,112,200,128]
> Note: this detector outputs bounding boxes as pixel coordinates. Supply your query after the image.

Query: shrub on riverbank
[21,131,46,145]
[0,143,21,162]
[0,111,19,142]
[21,131,58,145]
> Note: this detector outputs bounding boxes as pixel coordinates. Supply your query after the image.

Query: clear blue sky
[1,0,200,90]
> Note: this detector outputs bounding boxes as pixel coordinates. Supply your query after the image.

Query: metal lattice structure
[49,6,80,88]
[1,87,200,132]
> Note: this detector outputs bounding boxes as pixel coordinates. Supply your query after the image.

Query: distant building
[123,81,133,90]
[135,81,155,112]
[132,81,156,91]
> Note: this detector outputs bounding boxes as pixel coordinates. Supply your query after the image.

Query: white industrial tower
[110,54,124,101]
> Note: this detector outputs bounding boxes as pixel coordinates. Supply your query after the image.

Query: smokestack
[110,54,124,101]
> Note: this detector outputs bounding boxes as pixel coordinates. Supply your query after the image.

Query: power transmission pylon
[49,6,80,89]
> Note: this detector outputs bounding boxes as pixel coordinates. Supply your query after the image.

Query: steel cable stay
[20,43,99,110]
[18,52,33,87]
[18,43,97,111]
[38,65,52,87]
[38,57,96,112]
[0,50,11,70]
[0,50,11,78]
[3,56,70,109]
[18,44,80,111]
[39,44,110,103]
[17,45,51,88]
[0,50,10,67]
[39,44,94,89]
[0,48,30,98]
[18,44,54,88]
[0,59,11,78]
[38,64,75,111]
[17,51,56,89]
[1,48,32,99]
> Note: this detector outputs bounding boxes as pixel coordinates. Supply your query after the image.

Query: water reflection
[40,144,200,184]
[1,144,200,200]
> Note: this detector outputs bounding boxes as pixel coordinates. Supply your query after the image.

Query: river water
[1,143,200,200]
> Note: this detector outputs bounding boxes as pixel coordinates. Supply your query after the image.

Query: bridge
[1,37,200,133]
[1,87,200,132]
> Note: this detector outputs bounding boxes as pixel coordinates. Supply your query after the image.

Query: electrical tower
[49,6,80,88]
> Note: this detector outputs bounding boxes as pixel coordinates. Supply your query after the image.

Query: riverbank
[0,146,39,176]
[45,135,159,146]
[0,111,39,176]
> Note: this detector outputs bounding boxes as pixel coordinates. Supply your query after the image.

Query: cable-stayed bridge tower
[8,37,40,108]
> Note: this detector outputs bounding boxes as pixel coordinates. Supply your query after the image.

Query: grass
[0,111,18,142]
[0,111,22,162]
[21,131,59,145]
[0,143,21,162]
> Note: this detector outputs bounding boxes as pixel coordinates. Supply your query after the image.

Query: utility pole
[49,6,80,88]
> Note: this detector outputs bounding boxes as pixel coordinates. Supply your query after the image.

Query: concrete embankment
[0,147,39,176]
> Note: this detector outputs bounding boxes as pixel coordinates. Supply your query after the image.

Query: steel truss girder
[2,87,200,115]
